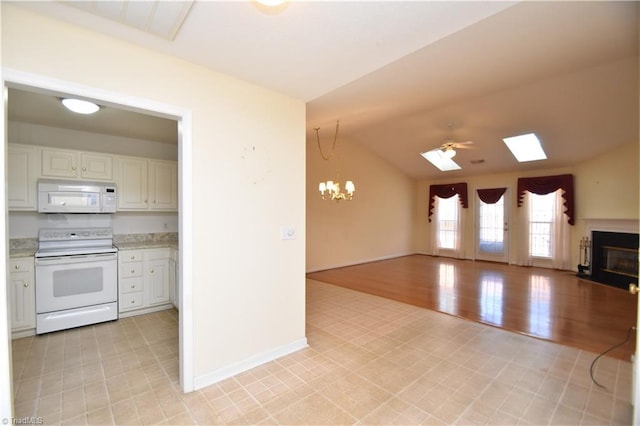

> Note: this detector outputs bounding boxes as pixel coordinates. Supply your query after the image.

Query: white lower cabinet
[118,248,173,315]
[9,257,36,335]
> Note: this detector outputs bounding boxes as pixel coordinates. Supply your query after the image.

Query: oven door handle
[35,252,117,265]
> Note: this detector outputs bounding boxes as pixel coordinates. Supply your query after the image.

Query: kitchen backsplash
[113,232,178,245]
[8,211,178,239]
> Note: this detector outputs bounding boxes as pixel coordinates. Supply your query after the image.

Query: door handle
[629,283,638,295]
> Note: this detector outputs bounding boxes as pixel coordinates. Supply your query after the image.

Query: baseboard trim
[193,337,308,390]
[118,303,174,319]
[306,252,414,273]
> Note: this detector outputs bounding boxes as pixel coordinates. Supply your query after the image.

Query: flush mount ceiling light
[503,132,547,162]
[420,149,461,172]
[255,0,286,5]
[61,98,100,115]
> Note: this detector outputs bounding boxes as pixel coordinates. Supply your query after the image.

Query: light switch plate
[280,226,296,240]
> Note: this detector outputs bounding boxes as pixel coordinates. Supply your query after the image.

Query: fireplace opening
[590,231,639,290]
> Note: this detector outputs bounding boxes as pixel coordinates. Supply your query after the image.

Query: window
[478,195,504,254]
[437,196,459,250]
[528,192,555,257]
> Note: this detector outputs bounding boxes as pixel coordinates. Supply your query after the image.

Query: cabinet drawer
[10,258,33,273]
[121,251,144,262]
[120,292,143,311]
[120,262,143,278]
[120,278,143,294]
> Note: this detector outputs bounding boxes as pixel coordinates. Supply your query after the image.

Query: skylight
[503,133,547,162]
[420,150,461,171]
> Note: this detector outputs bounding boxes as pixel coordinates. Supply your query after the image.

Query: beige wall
[2,4,306,385]
[306,134,415,271]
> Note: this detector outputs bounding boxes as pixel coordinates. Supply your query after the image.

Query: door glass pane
[437,196,459,250]
[478,195,504,254]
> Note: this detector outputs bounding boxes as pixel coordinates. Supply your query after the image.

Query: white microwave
[38,179,117,213]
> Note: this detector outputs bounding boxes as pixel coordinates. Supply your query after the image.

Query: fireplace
[590,231,639,290]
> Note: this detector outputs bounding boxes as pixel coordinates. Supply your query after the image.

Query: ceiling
[8,1,639,180]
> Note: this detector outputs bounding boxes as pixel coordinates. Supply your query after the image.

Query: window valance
[477,188,507,204]
[428,183,468,222]
[517,174,575,225]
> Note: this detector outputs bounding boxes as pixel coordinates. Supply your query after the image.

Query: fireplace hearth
[590,231,639,290]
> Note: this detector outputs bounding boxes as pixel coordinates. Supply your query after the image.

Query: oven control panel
[39,228,113,242]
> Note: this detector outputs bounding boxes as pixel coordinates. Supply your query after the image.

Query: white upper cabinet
[117,157,149,210]
[116,156,177,212]
[6,144,177,212]
[149,160,178,211]
[7,144,39,211]
[41,148,114,181]
[81,152,114,181]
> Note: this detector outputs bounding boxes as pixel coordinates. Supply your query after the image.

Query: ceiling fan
[420,124,474,171]
[435,139,474,159]
[432,122,474,158]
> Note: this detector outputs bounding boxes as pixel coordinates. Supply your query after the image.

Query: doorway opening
[2,71,194,417]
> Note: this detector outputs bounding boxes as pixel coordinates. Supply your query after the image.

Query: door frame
[0,68,195,417]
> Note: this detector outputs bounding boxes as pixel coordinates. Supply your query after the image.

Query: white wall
[2,3,306,396]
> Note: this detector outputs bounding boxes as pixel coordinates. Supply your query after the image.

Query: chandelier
[315,120,355,201]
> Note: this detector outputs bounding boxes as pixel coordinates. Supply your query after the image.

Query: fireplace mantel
[584,218,639,234]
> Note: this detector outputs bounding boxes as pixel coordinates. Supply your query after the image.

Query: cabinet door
[149,160,178,211]
[169,258,177,308]
[41,148,78,178]
[116,157,148,210]
[146,259,170,306]
[9,258,35,332]
[8,145,39,210]
[80,152,114,181]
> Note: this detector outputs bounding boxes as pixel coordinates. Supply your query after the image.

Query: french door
[475,189,509,263]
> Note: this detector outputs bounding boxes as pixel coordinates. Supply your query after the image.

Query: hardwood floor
[307,255,637,361]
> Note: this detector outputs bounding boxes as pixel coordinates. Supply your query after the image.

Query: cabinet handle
[82,167,87,171]
[131,300,135,304]
[72,166,77,171]
[14,264,19,270]
[130,256,136,260]
[23,282,29,288]
[150,269,154,273]
[131,269,135,274]
[130,284,135,289]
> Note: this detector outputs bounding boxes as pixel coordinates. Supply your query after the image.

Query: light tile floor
[11,279,633,425]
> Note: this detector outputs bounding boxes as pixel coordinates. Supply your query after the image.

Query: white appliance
[35,227,118,334]
[38,179,117,213]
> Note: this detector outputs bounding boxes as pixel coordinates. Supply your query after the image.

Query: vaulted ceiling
[8,1,639,180]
